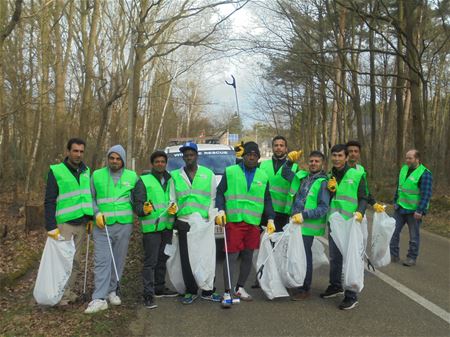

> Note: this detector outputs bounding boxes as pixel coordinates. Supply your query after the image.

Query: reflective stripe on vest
[225,165,269,226]
[328,168,364,220]
[171,165,213,218]
[93,167,137,225]
[260,160,298,214]
[139,174,174,233]
[50,163,93,224]
[300,177,327,236]
[397,164,429,211]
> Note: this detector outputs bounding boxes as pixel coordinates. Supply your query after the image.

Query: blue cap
[179,141,198,153]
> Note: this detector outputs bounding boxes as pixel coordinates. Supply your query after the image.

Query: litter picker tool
[225,75,240,117]
[82,221,93,302]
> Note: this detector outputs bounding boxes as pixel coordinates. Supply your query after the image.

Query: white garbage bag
[371,212,396,268]
[312,238,329,270]
[33,237,75,306]
[256,231,289,300]
[165,235,185,294]
[273,223,306,288]
[329,212,365,293]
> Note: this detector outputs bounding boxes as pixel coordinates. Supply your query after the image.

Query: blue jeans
[299,235,314,291]
[328,230,357,300]
[390,210,422,260]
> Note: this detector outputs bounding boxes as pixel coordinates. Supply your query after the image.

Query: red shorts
[224,222,260,253]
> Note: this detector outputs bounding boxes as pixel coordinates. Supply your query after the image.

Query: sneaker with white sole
[84,299,108,314]
[234,287,252,301]
[108,291,121,306]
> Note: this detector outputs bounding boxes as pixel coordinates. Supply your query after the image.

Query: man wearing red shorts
[215,141,275,306]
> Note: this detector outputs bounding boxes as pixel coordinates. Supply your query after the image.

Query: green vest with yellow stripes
[397,164,430,211]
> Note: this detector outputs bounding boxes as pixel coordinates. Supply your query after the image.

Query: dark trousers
[142,230,172,297]
[328,230,357,300]
[390,210,422,260]
[274,212,290,232]
[300,235,314,291]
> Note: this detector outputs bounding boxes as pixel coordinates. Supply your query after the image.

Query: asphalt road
[128,224,450,337]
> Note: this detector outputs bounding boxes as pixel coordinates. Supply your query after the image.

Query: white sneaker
[108,291,121,306]
[84,299,108,314]
[234,287,252,301]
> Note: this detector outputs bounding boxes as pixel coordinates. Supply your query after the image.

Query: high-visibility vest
[50,163,93,224]
[139,174,174,233]
[397,164,430,211]
[171,165,213,219]
[300,177,327,236]
[260,159,298,214]
[93,167,137,225]
[328,168,364,220]
[355,164,370,195]
[225,164,269,226]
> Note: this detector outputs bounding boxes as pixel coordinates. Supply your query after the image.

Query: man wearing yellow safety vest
[169,141,220,304]
[132,150,177,310]
[320,144,368,310]
[85,145,138,314]
[259,136,301,233]
[282,151,330,300]
[346,140,385,214]
[390,149,432,267]
[215,141,275,307]
[44,138,93,305]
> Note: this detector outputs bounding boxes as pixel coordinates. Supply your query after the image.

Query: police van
[165,143,236,238]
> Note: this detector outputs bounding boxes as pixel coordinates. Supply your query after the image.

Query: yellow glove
[86,221,93,234]
[96,213,105,229]
[354,212,363,222]
[143,202,153,215]
[267,220,276,234]
[373,203,385,213]
[215,210,227,227]
[168,203,178,215]
[327,177,337,192]
[48,228,61,240]
[292,213,303,224]
[287,150,303,162]
[234,141,244,158]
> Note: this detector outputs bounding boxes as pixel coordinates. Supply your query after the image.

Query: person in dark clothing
[44,138,93,305]
[132,151,178,309]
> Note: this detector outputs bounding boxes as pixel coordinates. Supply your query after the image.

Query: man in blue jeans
[390,149,432,267]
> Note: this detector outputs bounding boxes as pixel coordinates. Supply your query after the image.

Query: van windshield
[167,150,236,175]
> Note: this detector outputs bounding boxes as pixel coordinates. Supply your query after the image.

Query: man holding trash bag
[390,149,432,267]
[169,141,220,305]
[216,141,275,306]
[44,138,93,305]
[132,150,177,310]
[85,145,138,314]
[321,144,368,310]
[282,150,330,300]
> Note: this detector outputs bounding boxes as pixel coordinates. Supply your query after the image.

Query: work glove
[373,203,385,213]
[267,220,276,234]
[327,177,337,193]
[86,221,93,234]
[287,150,303,162]
[168,203,178,215]
[234,141,244,158]
[47,228,62,240]
[95,212,105,229]
[143,202,153,215]
[354,212,363,223]
[292,213,304,224]
[215,210,227,227]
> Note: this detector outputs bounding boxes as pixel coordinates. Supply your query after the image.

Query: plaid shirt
[394,169,433,215]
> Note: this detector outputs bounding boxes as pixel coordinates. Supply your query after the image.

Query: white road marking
[317,236,450,324]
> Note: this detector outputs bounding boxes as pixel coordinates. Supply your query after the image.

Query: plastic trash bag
[329,212,365,293]
[33,237,75,306]
[165,210,217,293]
[312,239,329,270]
[256,231,289,300]
[371,212,396,268]
[273,223,306,288]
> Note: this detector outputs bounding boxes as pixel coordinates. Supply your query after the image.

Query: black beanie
[243,141,260,158]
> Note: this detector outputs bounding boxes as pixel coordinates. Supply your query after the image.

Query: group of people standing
[44,136,432,313]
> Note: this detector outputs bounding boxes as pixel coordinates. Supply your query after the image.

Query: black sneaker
[320,285,344,298]
[339,297,358,310]
[154,288,179,298]
[144,296,158,309]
